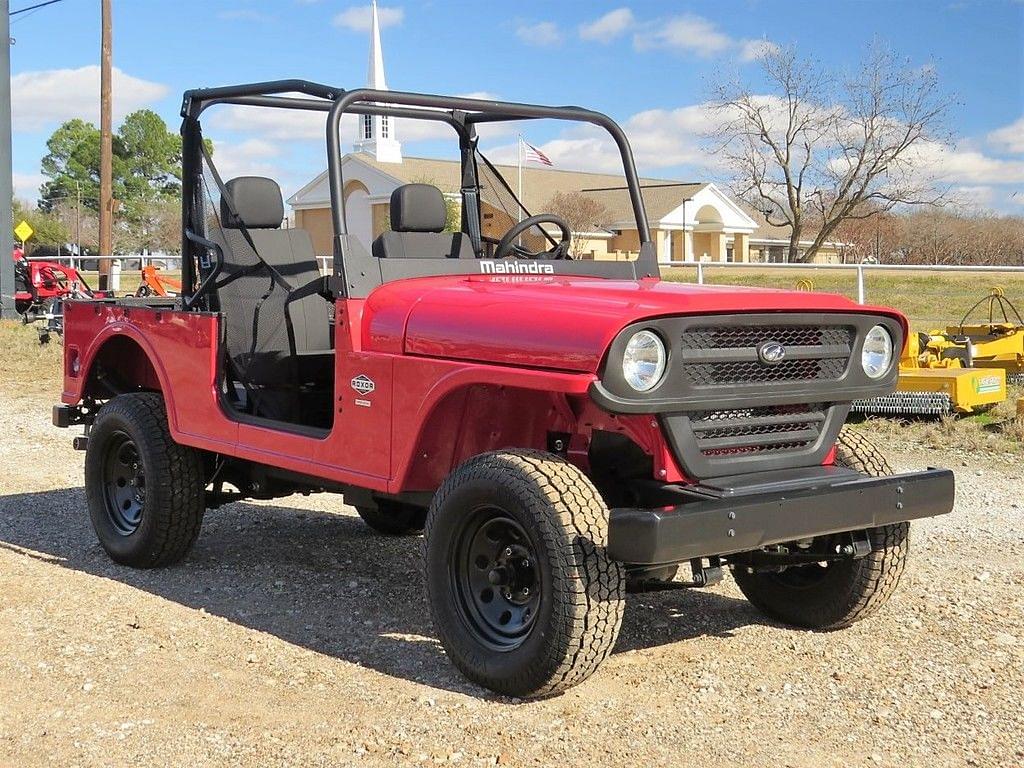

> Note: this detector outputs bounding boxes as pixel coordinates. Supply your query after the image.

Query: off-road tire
[85,393,205,568]
[424,450,625,698]
[356,501,426,536]
[731,427,910,630]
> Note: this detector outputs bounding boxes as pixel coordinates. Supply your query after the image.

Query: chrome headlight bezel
[861,324,895,379]
[622,329,667,392]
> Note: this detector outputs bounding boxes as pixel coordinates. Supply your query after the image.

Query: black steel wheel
[731,428,910,629]
[101,430,146,536]
[85,393,205,568]
[424,450,625,698]
[452,509,540,651]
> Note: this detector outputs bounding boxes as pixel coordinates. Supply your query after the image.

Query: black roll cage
[180,79,658,303]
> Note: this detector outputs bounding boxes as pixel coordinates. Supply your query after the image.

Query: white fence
[28,254,1024,305]
[25,254,182,270]
[662,261,1024,305]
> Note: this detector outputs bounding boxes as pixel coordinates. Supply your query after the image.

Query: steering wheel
[493,214,572,260]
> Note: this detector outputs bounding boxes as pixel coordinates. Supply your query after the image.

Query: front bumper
[607,466,955,565]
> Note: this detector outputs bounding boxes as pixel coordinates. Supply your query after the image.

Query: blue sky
[8,0,1024,211]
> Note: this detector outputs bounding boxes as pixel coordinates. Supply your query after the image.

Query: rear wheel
[356,501,426,536]
[85,393,205,567]
[424,450,625,698]
[731,428,910,630]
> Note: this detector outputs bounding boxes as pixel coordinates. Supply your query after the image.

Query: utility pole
[75,180,81,267]
[97,0,113,290]
[0,1,16,319]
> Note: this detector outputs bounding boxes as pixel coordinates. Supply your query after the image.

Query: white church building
[287,2,843,265]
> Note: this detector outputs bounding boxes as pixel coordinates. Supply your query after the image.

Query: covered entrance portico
[649,183,758,264]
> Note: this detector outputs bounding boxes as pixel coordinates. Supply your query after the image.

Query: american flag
[522,139,554,167]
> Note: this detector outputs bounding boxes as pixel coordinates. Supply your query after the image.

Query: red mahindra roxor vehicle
[54,81,954,698]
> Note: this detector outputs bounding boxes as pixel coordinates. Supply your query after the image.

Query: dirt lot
[0,341,1022,767]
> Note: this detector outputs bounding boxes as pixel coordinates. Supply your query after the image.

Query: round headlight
[861,324,894,379]
[623,330,667,392]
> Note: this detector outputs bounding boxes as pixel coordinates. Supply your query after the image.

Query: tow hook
[837,530,872,559]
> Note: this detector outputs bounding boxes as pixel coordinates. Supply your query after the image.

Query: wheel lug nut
[503,547,513,557]
[521,587,529,596]
[521,559,529,568]
[503,590,512,600]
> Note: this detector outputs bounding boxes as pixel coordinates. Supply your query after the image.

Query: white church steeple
[353,0,402,163]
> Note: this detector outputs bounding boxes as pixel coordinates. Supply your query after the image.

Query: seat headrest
[390,183,447,233]
[221,177,284,229]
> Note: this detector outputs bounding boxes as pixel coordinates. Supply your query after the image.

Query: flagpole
[517,134,523,225]
[517,134,524,247]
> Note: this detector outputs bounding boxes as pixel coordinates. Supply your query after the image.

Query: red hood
[362,275,906,372]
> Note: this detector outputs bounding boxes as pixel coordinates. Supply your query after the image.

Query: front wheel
[424,450,625,698]
[85,393,206,567]
[731,428,910,630]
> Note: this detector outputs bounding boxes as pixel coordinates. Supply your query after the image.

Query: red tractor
[54,82,954,698]
[13,248,103,341]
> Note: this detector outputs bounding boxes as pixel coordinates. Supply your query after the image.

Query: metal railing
[663,261,1024,305]
[24,254,182,270]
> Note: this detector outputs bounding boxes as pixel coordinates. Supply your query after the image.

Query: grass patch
[0,320,63,397]
[76,270,179,298]
[663,267,1024,332]
[849,383,1024,457]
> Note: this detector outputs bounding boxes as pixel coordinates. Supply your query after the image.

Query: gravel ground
[1,388,1022,768]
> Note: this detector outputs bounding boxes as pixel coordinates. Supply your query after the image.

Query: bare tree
[544,191,612,257]
[709,45,953,262]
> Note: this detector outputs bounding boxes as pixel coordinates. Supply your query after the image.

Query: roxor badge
[351,374,375,395]
[757,341,786,364]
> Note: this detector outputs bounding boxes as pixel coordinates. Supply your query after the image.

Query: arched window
[362,114,372,140]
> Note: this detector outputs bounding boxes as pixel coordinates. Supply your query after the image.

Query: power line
[9,0,65,17]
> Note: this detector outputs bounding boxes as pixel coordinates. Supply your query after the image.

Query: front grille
[679,324,855,386]
[689,404,826,458]
[593,312,898,479]
[684,357,847,385]
[681,325,852,350]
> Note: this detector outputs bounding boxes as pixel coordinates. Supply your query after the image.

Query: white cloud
[516,21,562,47]
[209,138,282,181]
[631,13,777,64]
[635,14,733,57]
[579,8,634,43]
[12,172,45,203]
[987,116,1024,154]
[210,103,327,141]
[739,38,780,63]
[481,104,725,177]
[11,65,168,133]
[333,4,403,32]
[908,140,1024,185]
[952,185,996,209]
[207,93,513,159]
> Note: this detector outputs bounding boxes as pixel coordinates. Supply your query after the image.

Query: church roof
[344,152,685,218]
[579,183,708,225]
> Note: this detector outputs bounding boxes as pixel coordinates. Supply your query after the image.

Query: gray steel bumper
[607,468,955,565]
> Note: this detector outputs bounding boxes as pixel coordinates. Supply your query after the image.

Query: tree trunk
[788,226,802,263]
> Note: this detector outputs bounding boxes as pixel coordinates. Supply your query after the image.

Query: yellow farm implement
[852,329,1007,417]
[936,289,1024,386]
